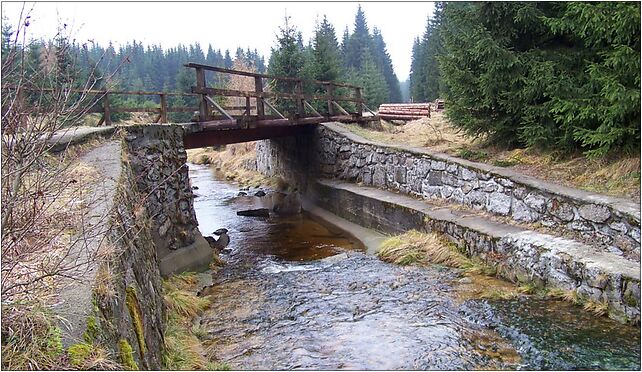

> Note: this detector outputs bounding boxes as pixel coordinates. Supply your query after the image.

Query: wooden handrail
[184,62,361,89]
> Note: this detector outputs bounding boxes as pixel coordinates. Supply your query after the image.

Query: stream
[188,163,640,370]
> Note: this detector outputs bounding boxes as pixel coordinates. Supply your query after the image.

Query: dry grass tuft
[377,230,469,268]
[164,290,210,319]
[162,272,215,370]
[583,299,609,317]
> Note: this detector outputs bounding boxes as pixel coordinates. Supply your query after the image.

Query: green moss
[67,342,92,368]
[45,326,63,357]
[83,315,100,343]
[125,286,146,355]
[207,361,232,370]
[118,338,139,370]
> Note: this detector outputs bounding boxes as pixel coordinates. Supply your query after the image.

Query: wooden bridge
[4,63,378,147]
[181,63,377,148]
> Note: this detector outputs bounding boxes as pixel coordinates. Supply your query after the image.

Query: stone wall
[92,125,211,369]
[313,180,640,324]
[316,123,641,262]
[256,134,316,191]
[121,125,211,275]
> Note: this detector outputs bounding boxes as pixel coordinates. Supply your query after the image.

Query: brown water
[188,163,641,370]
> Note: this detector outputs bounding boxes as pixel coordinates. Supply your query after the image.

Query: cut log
[379,114,424,121]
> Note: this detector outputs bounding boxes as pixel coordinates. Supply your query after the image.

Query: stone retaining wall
[93,125,212,368]
[316,123,641,262]
[121,125,211,275]
[314,180,640,324]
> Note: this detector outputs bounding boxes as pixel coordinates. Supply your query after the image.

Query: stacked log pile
[378,103,431,121]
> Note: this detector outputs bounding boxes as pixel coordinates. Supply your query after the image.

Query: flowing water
[188,163,641,370]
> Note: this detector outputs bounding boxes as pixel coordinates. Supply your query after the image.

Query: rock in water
[237,208,270,217]
[254,190,266,197]
[205,232,230,250]
[273,191,302,216]
[237,191,247,196]
[213,228,228,236]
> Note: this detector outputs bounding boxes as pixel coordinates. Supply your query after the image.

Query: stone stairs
[311,122,641,323]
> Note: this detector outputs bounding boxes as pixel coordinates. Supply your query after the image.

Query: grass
[162,272,227,370]
[377,230,470,268]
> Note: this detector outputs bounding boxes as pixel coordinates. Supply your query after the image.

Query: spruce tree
[267,16,305,116]
[371,28,402,103]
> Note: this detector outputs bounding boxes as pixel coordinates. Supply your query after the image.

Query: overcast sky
[2,1,434,81]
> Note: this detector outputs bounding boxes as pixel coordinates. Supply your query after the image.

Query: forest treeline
[410,2,640,157]
[3,2,639,157]
[1,5,401,120]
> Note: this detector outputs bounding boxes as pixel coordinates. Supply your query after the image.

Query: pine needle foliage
[438,2,640,157]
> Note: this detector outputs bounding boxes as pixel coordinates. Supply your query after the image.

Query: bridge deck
[181,115,377,147]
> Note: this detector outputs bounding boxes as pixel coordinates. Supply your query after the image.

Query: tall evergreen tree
[345,5,371,70]
[439,1,640,156]
[267,16,305,116]
[371,28,402,102]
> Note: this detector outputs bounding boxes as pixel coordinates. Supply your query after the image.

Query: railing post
[255,76,265,120]
[355,87,363,118]
[195,67,209,122]
[295,80,305,118]
[103,93,112,126]
[159,94,168,123]
[326,84,335,117]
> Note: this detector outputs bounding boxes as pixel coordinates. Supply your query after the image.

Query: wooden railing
[184,63,374,128]
[3,64,375,128]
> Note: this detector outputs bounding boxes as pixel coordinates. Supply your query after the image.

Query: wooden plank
[195,67,209,122]
[295,80,305,118]
[332,101,350,116]
[110,107,161,113]
[184,62,361,89]
[326,85,335,116]
[159,94,168,123]
[192,86,359,102]
[254,76,265,120]
[103,93,111,125]
[304,100,323,117]
[355,87,363,117]
[263,99,286,119]
[204,96,234,121]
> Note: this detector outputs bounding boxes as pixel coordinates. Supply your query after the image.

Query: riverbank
[188,164,641,370]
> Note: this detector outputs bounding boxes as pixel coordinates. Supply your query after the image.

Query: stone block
[430,160,446,171]
[524,193,547,213]
[373,166,386,188]
[427,171,443,186]
[512,198,539,223]
[460,167,477,181]
[487,192,511,215]
[394,166,407,184]
[578,204,611,223]
[548,199,575,222]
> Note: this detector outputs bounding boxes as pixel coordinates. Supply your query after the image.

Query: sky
[1,1,434,81]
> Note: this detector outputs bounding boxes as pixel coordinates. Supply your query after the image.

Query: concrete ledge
[318,122,641,261]
[313,179,640,323]
[159,234,213,276]
[302,199,386,255]
[46,126,117,153]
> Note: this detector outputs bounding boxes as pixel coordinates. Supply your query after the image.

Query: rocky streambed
[188,163,640,370]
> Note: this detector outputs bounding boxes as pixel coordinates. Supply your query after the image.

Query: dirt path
[52,140,122,346]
